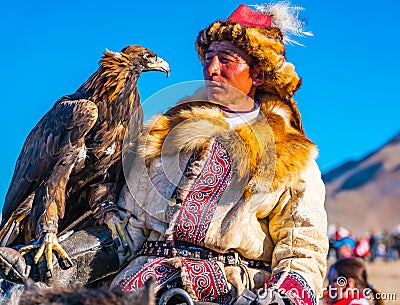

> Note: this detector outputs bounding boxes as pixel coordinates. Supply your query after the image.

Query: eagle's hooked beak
[145,56,170,78]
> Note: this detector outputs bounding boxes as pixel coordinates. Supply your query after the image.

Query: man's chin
[206,86,228,104]
[207,93,227,106]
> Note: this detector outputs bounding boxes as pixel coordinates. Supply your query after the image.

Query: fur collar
[138,99,317,190]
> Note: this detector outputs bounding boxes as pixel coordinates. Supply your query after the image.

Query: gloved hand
[0,247,30,284]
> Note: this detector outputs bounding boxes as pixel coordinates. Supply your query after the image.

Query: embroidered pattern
[119,257,231,304]
[267,271,316,305]
[173,140,232,245]
[181,259,231,304]
[119,257,179,291]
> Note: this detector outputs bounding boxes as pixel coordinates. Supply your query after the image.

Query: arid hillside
[323,133,400,235]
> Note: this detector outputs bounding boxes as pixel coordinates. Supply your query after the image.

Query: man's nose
[205,56,221,76]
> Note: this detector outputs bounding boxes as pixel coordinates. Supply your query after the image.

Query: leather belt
[138,241,271,272]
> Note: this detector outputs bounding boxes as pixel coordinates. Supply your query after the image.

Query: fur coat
[112,98,329,305]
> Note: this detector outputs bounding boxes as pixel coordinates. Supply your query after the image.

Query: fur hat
[195,3,312,99]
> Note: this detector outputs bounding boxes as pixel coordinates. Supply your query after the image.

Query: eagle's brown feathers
[0,45,169,250]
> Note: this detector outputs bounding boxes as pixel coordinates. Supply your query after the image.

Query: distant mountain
[323,132,400,235]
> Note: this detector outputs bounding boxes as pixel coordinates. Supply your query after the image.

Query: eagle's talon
[104,211,130,253]
[18,244,40,256]
[17,234,45,256]
[61,256,74,269]
[45,269,52,279]
[31,232,73,277]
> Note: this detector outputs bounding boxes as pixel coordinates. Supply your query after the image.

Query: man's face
[203,41,260,108]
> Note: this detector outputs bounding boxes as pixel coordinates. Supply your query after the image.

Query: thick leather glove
[0,247,30,284]
[0,226,119,287]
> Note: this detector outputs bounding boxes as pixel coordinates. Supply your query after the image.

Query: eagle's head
[119,45,170,77]
[100,45,170,78]
[82,45,170,102]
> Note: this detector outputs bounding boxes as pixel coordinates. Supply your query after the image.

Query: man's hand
[0,247,30,284]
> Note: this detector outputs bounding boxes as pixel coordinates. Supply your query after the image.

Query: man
[112,3,328,305]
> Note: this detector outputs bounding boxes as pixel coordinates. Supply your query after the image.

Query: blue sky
[1,0,399,208]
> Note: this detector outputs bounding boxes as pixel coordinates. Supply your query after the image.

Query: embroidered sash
[172,138,232,245]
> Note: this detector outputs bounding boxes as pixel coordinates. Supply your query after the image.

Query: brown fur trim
[258,94,304,134]
[139,100,316,192]
[261,62,301,100]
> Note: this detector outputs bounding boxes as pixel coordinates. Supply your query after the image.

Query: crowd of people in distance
[328,224,400,262]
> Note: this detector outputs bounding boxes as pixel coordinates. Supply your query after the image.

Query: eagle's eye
[142,53,149,60]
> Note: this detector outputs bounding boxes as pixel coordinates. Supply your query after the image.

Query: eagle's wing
[1,98,98,226]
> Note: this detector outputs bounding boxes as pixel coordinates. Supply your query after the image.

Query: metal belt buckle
[180,249,189,257]
[209,254,218,262]
[227,255,235,265]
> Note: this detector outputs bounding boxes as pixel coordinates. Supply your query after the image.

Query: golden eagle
[0,45,170,276]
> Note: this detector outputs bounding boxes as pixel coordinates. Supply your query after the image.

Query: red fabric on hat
[227,4,271,28]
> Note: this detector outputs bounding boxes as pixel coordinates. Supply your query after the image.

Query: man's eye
[204,55,235,64]
[219,56,235,63]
